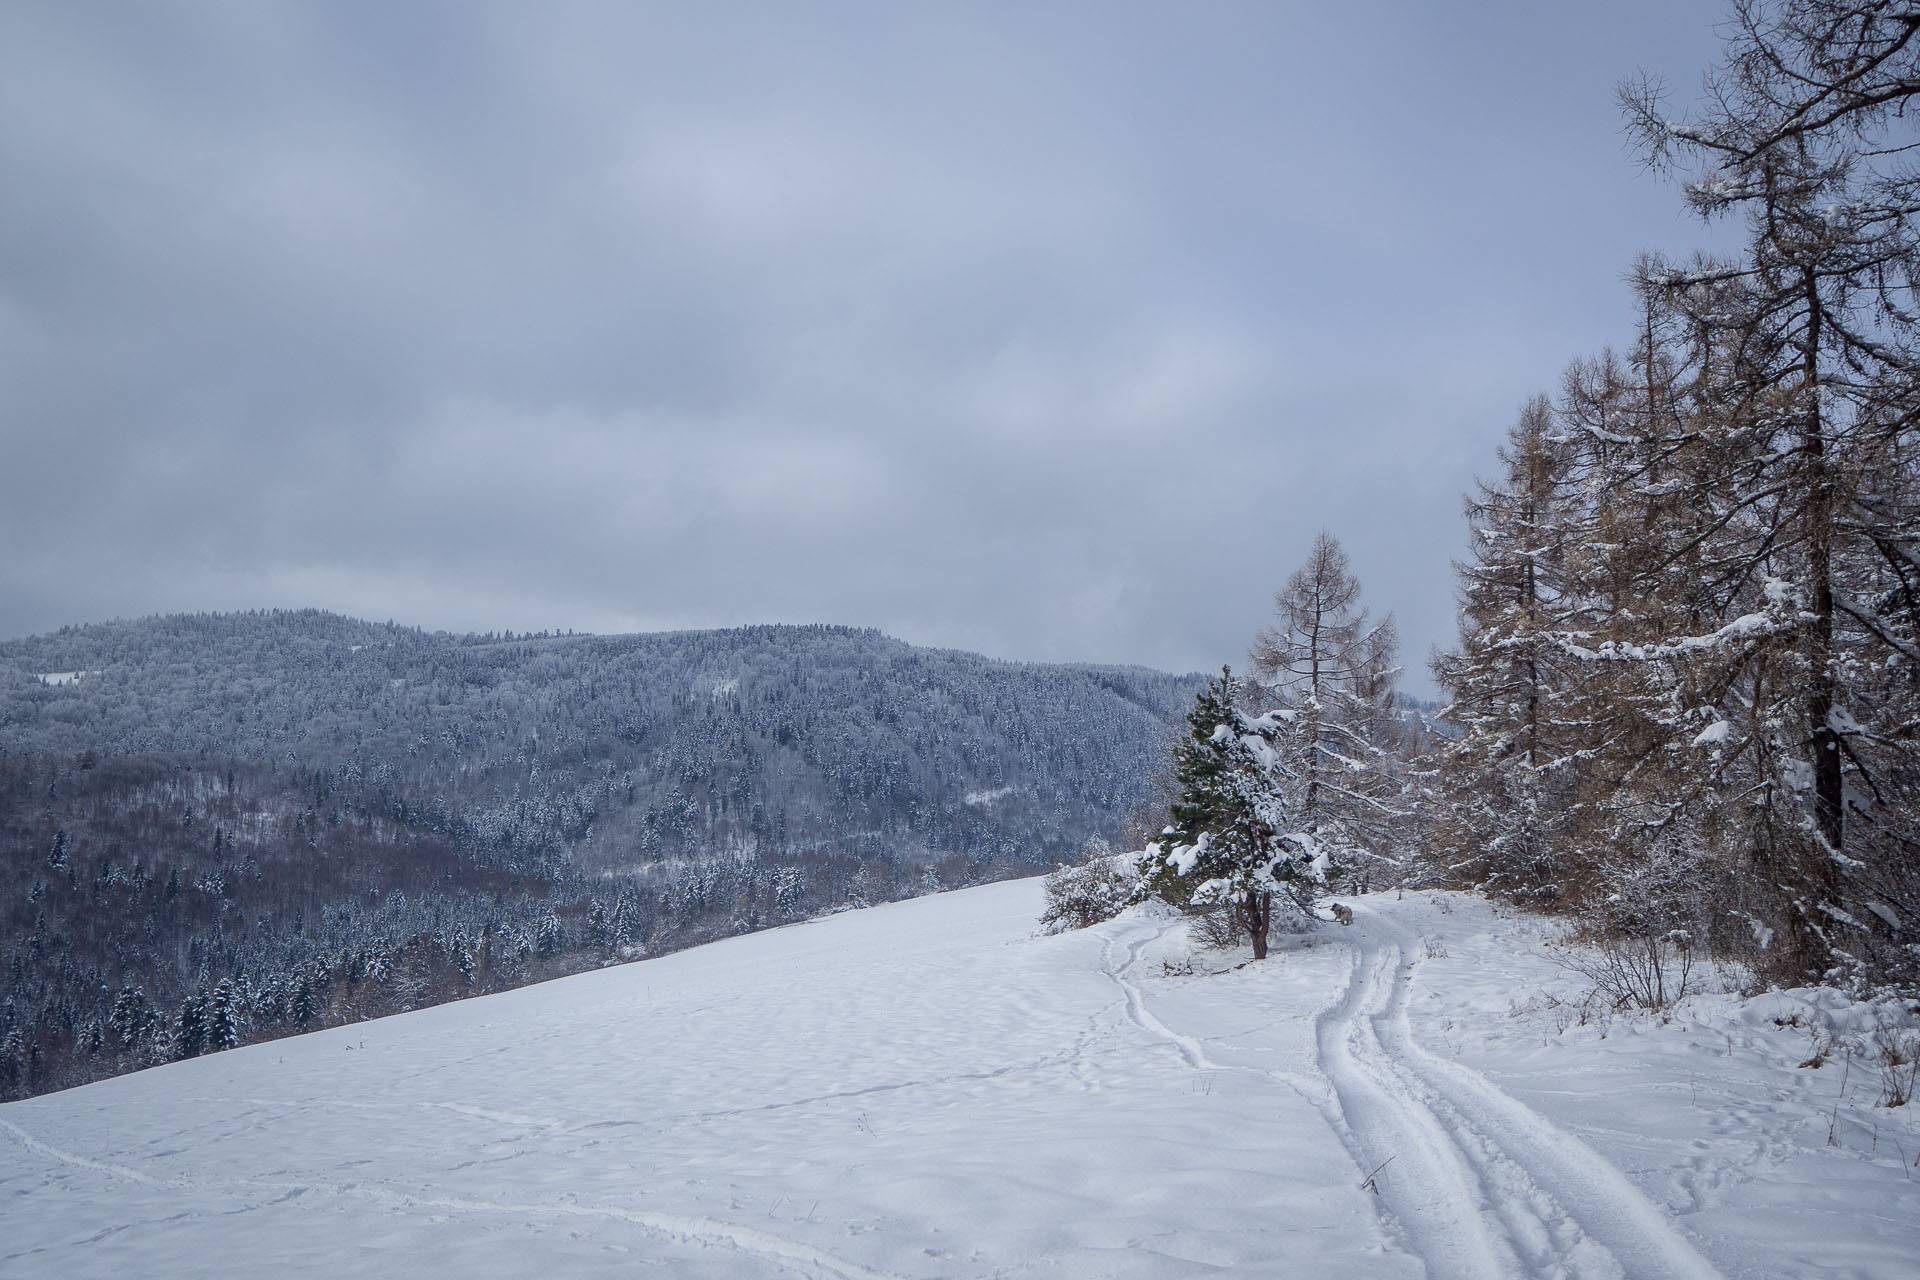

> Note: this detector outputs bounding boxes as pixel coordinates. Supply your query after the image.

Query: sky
[0,0,1738,692]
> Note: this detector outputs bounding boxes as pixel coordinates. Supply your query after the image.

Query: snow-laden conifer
[1129,669,1335,959]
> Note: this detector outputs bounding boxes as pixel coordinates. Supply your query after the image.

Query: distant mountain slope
[1,611,1202,874]
[0,611,1203,1099]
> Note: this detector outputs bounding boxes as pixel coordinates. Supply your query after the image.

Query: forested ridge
[0,610,1203,1098]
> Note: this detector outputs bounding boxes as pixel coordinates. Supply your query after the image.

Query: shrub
[1040,842,1133,933]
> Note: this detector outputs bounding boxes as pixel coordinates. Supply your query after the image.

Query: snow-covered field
[3,881,1916,1278]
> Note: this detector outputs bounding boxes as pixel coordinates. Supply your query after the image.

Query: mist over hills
[0,610,1204,1098]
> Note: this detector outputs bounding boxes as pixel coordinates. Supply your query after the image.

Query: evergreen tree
[172,992,208,1061]
[108,986,156,1046]
[774,866,805,919]
[535,911,564,958]
[205,979,245,1053]
[290,974,322,1028]
[1130,669,1335,959]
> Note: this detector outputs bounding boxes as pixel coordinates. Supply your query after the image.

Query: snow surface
[3,883,1916,1278]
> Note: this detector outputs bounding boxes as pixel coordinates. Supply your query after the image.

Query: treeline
[1,615,1203,1098]
[1428,0,1920,993]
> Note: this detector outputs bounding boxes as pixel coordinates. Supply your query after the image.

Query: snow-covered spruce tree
[205,978,247,1053]
[1248,533,1405,881]
[1129,669,1335,959]
[172,992,208,1061]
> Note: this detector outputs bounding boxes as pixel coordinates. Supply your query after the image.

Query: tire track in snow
[1352,907,1723,1280]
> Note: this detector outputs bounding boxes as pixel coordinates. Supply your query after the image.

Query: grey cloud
[1,0,1735,689]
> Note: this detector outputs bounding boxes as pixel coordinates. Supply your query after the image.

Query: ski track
[0,1113,898,1280]
[1101,924,1213,1072]
[1326,903,1725,1280]
[1314,932,1520,1280]
[1098,913,1488,1275]
[1101,908,1725,1280]
[0,1116,160,1186]
[316,1183,907,1280]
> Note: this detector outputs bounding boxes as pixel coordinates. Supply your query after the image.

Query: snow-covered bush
[1872,1027,1920,1108]
[1185,904,1243,950]
[1552,930,1697,1012]
[1039,839,1133,933]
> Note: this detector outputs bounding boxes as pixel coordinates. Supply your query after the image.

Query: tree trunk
[1795,268,1844,980]
[1242,889,1271,960]
[1803,269,1843,856]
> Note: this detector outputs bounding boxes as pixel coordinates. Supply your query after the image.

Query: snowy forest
[1431,0,1920,997]
[11,0,1920,1112]
[1061,2,1920,1010]
[0,612,1203,1099]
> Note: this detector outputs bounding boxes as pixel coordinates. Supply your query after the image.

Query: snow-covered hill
[2,882,1915,1278]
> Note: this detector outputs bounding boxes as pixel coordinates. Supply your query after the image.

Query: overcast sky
[1,1,1737,690]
